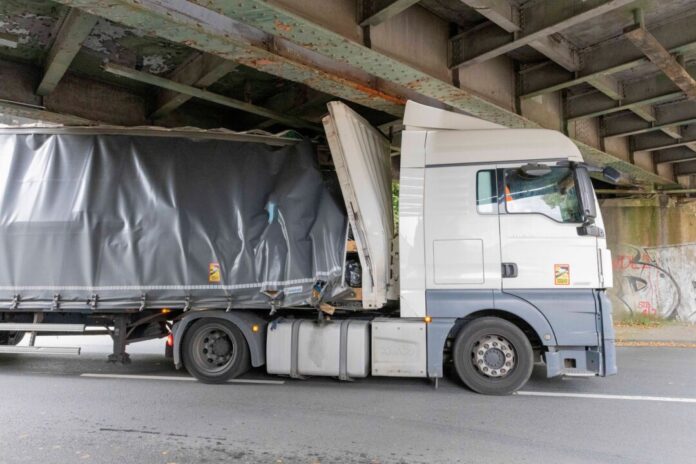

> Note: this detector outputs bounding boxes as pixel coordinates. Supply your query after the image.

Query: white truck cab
[323,101,617,394]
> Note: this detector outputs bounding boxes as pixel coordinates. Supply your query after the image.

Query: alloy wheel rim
[471,334,516,378]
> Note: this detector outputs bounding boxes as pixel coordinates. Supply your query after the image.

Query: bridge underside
[0,0,696,191]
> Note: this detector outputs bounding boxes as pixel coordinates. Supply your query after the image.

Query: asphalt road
[0,337,695,464]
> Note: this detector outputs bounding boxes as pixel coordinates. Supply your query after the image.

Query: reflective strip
[0,268,341,292]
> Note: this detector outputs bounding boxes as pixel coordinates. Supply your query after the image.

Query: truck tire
[0,331,24,346]
[182,318,250,384]
[453,317,533,395]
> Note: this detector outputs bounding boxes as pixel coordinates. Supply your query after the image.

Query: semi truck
[0,101,617,395]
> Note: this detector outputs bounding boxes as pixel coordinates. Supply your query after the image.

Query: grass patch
[614,312,666,328]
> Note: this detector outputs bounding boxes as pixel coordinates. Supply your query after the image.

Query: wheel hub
[483,348,505,369]
[212,337,231,356]
[198,328,235,368]
[472,334,516,378]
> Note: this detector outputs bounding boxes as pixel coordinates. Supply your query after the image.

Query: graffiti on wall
[613,243,696,323]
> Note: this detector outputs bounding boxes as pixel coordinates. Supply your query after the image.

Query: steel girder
[51,0,676,186]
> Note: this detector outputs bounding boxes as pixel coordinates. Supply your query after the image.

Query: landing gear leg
[108,315,131,364]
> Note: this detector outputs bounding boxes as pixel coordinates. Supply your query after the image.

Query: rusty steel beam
[192,0,677,187]
[51,0,677,186]
[193,0,537,128]
[52,0,406,118]
[624,25,696,100]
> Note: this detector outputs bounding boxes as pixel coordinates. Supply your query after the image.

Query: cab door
[424,164,501,291]
[497,163,600,290]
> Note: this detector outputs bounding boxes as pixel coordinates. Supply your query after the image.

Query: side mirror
[574,166,597,221]
[602,166,622,184]
[519,163,551,177]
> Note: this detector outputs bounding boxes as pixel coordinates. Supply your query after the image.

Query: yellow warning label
[209,262,221,283]
[554,264,570,286]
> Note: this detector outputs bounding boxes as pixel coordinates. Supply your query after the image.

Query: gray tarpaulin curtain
[0,132,347,311]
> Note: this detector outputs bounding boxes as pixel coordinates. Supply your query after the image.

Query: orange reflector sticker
[209,262,221,283]
[554,264,570,285]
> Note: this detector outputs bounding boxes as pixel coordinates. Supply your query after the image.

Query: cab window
[476,170,497,214]
[503,167,582,223]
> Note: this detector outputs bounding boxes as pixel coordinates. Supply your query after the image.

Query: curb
[616,340,696,348]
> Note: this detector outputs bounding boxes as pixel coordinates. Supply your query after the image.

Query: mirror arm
[577,224,605,238]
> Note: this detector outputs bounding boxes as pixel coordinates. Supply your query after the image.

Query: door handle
[502,262,518,278]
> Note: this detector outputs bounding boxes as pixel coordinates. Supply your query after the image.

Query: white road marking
[517,391,696,404]
[80,373,285,385]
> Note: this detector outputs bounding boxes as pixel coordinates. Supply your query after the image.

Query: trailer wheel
[182,319,250,384]
[453,317,533,395]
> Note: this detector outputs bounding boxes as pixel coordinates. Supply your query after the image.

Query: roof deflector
[403,100,505,131]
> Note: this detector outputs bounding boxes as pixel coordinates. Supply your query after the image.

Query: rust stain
[403,78,427,90]
[274,19,293,33]
[346,82,406,106]
[242,58,276,67]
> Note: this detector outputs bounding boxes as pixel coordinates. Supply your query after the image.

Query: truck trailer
[0,101,617,395]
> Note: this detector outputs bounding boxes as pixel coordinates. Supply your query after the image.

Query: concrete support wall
[604,134,631,162]
[601,197,696,323]
[458,58,516,113]
[519,91,562,130]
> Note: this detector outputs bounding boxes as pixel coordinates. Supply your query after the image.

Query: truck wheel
[182,319,250,384]
[453,317,533,395]
[0,331,24,346]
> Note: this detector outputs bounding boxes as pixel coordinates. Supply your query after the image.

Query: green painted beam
[359,0,421,27]
[103,62,321,131]
[53,0,674,186]
[36,8,98,96]
[152,53,238,119]
[193,0,536,129]
[50,0,406,117]
[575,140,680,188]
[191,0,675,186]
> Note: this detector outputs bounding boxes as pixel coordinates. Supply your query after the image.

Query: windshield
[504,166,583,223]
